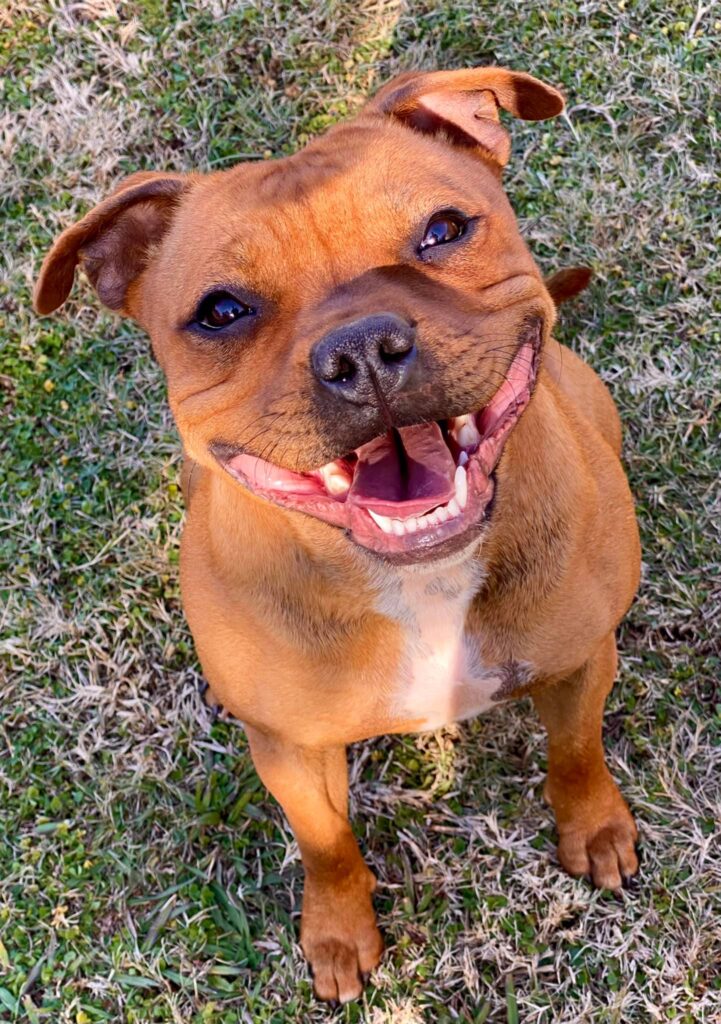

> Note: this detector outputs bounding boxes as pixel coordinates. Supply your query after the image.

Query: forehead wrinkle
[256,144,355,204]
[250,121,404,207]
[380,168,481,218]
[299,196,342,287]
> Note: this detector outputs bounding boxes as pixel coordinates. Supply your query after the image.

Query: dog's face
[36,67,562,563]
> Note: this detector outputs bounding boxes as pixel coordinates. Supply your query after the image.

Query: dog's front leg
[246,726,383,1003]
[533,633,639,890]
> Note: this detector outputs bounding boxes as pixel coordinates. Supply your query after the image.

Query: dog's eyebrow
[381,176,475,216]
[213,226,253,265]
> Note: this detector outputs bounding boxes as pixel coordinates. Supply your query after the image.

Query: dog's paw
[551,781,639,890]
[301,870,383,1004]
[305,934,382,1005]
[558,819,639,891]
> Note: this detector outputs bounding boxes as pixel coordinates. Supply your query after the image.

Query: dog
[35,66,640,1005]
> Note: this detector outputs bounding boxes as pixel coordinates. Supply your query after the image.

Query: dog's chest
[375,564,504,730]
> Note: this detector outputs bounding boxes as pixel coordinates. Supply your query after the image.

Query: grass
[1,0,720,1021]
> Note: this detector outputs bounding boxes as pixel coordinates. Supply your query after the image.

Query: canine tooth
[455,464,468,509]
[458,450,469,467]
[368,509,392,533]
[391,519,406,536]
[447,497,461,518]
[319,462,350,495]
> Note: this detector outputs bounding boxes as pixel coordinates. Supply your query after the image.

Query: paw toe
[588,827,624,889]
[334,944,365,1004]
[310,942,340,1002]
[357,927,384,973]
[557,832,591,878]
[587,823,639,891]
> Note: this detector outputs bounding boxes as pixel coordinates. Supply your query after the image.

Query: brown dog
[35,66,640,1004]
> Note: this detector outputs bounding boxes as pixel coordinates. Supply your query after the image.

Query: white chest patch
[374,558,505,730]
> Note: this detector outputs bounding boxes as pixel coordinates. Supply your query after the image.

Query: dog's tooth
[368,509,392,533]
[458,450,469,467]
[457,418,481,450]
[404,516,419,533]
[455,464,468,509]
[436,506,450,523]
[391,519,406,536]
[319,462,350,496]
[447,497,461,518]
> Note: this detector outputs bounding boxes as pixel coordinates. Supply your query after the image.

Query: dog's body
[36,66,641,1004]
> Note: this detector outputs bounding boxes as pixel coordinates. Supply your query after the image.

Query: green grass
[1,1,720,1021]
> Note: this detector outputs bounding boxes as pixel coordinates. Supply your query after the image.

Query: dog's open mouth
[220,333,539,560]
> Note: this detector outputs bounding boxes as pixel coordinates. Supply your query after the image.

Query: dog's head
[35,66,563,563]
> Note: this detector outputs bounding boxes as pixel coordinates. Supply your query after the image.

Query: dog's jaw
[214,325,540,563]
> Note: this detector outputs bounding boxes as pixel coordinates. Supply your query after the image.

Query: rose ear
[369,66,564,168]
[544,266,593,306]
[34,171,191,316]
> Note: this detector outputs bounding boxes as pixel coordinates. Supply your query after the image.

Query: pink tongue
[349,423,456,516]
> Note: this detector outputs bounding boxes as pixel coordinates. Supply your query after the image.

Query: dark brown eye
[195,291,253,330]
[419,212,467,252]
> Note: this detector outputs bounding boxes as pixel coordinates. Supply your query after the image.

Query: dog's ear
[370,67,564,168]
[545,266,593,306]
[34,171,191,316]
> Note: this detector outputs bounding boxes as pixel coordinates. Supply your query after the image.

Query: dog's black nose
[311,313,418,404]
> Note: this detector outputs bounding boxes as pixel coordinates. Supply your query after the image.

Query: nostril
[378,336,416,365]
[331,355,355,383]
[313,344,358,384]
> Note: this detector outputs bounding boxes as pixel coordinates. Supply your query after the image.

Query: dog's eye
[419,212,467,252]
[195,291,254,330]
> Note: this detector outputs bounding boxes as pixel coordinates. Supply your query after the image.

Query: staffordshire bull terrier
[35,66,640,1004]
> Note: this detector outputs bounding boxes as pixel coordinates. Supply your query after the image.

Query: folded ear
[34,171,191,316]
[544,266,593,306]
[369,66,564,168]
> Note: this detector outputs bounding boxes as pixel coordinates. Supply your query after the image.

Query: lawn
[1,1,719,1021]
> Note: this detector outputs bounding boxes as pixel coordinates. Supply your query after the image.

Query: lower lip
[226,442,498,562]
[349,458,496,561]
